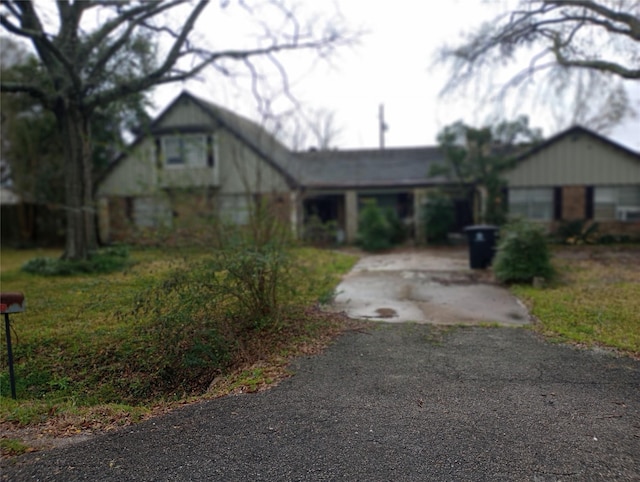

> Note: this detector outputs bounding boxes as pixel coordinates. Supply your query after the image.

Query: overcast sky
[150,1,639,151]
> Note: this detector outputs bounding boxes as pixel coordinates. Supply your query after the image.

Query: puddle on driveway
[330,251,530,326]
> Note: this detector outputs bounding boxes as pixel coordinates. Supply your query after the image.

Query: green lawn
[512,246,640,356]
[0,246,357,453]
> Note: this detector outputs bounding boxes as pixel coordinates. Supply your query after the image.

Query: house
[97,91,465,244]
[96,92,640,245]
[503,126,640,237]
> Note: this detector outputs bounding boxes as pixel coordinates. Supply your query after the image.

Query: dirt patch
[375,308,398,318]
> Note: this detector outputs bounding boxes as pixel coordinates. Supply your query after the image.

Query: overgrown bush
[358,200,395,251]
[384,207,407,245]
[119,201,303,399]
[304,214,339,247]
[422,192,454,244]
[21,245,130,275]
[555,219,599,245]
[126,263,236,398]
[493,220,554,284]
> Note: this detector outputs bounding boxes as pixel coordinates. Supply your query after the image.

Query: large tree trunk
[56,102,97,261]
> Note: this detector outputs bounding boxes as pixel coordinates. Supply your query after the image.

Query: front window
[162,135,207,168]
[509,188,553,221]
[595,186,640,221]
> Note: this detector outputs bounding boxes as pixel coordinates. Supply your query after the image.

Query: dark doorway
[304,194,343,224]
[452,197,473,232]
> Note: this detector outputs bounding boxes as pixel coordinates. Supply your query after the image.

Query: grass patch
[1,438,30,457]
[511,246,640,356]
[0,246,357,453]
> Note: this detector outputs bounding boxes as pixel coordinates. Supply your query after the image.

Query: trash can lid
[464,224,498,231]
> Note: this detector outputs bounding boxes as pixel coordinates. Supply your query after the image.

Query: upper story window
[162,135,208,168]
[595,186,640,221]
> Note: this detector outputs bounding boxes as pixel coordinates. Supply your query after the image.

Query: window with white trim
[162,135,207,168]
[508,188,554,221]
[594,186,640,221]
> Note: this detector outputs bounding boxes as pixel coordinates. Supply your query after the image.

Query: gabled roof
[97,91,299,188]
[512,125,640,164]
[292,147,451,189]
[175,92,299,188]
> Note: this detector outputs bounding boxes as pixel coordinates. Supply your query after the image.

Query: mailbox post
[1,292,25,399]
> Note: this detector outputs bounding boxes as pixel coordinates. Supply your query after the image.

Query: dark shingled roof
[291,147,451,189]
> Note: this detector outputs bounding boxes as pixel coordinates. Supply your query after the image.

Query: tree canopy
[433,116,542,225]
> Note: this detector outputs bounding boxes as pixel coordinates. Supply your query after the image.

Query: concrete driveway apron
[331,249,530,325]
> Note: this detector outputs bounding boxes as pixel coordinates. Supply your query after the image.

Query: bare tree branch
[2,1,84,93]
[437,0,639,133]
[81,0,187,63]
[88,33,350,109]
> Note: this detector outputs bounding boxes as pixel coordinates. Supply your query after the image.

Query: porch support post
[345,190,358,244]
[413,188,428,244]
[290,190,300,238]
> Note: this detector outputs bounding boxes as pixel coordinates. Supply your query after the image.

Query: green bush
[304,214,339,246]
[493,220,554,284]
[208,239,294,327]
[358,200,394,251]
[555,219,599,245]
[384,207,407,245]
[422,192,454,244]
[21,245,130,276]
[128,264,236,398]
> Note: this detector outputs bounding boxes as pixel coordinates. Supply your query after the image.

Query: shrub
[493,220,554,284]
[21,245,130,276]
[358,200,394,251]
[598,234,632,244]
[422,192,454,244]
[555,219,599,245]
[127,227,298,397]
[384,207,407,245]
[128,264,236,398]
[304,214,339,247]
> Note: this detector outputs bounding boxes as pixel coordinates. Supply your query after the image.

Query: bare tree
[0,0,352,260]
[278,107,343,150]
[438,0,640,132]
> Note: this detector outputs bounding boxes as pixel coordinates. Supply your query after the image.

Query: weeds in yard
[0,438,30,457]
[0,245,357,453]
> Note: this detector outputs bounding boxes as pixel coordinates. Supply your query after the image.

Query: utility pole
[379,104,388,149]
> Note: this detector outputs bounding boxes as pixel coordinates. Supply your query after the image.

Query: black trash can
[464,225,498,269]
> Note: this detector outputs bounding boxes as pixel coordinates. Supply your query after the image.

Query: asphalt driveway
[3,325,639,481]
[3,250,639,480]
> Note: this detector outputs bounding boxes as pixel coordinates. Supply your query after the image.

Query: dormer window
[162,134,208,168]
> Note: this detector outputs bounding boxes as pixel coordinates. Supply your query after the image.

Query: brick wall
[562,186,586,220]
